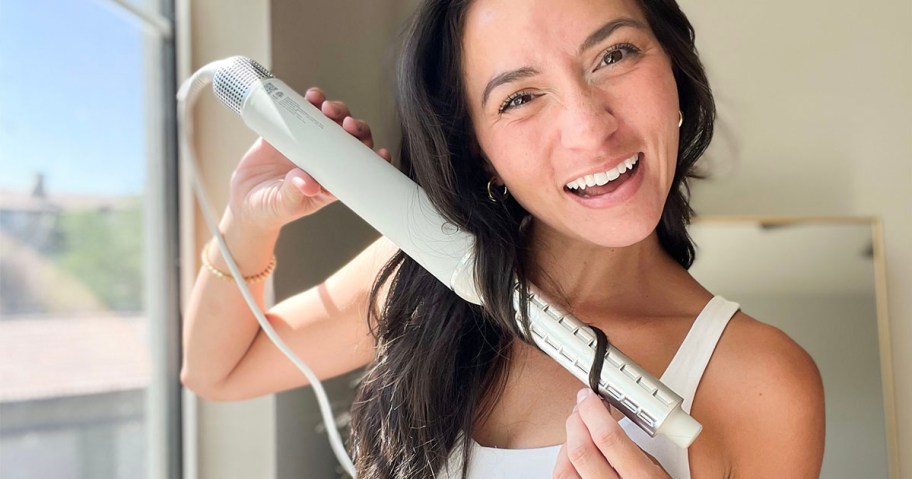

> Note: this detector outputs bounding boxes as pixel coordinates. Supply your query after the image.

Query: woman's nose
[558,87,618,152]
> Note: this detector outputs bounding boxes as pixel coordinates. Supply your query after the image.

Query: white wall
[679,0,911,475]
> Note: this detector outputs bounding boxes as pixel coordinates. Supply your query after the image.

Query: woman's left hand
[553,388,671,479]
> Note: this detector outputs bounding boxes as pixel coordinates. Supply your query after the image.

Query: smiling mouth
[565,153,642,197]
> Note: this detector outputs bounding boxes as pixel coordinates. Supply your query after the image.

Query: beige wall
[268,2,417,477]
[180,0,275,478]
[679,0,911,474]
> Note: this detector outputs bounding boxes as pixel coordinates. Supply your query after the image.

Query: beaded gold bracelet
[201,239,276,283]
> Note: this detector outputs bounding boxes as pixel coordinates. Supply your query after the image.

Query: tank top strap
[659,296,740,413]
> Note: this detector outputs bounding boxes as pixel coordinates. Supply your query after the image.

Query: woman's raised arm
[180,88,394,401]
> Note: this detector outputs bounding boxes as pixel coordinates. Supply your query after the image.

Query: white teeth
[565,153,639,190]
[584,175,596,187]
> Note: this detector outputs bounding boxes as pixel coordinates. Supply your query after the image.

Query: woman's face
[462,0,680,248]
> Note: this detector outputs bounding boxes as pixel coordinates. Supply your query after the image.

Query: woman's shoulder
[697,309,826,475]
[711,310,822,396]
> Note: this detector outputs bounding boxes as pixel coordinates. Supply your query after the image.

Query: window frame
[103,0,184,477]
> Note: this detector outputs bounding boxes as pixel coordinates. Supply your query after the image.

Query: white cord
[177,63,358,477]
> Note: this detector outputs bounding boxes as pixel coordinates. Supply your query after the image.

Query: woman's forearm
[180,208,281,396]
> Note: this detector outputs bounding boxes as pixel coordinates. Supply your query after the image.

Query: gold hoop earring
[486,178,509,203]
[678,110,683,128]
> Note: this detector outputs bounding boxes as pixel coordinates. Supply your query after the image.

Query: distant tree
[55,200,144,311]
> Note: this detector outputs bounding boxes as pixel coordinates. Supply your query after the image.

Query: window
[0,0,180,477]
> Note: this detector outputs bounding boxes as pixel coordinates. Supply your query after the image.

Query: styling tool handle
[212,56,481,304]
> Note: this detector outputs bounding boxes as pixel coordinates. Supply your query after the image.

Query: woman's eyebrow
[479,18,647,109]
[481,67,539,109]
[578,17,647,55]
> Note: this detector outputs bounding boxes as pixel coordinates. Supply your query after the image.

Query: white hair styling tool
[178,56,701,475]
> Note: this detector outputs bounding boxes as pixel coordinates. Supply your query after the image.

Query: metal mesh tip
[212,56,275,115]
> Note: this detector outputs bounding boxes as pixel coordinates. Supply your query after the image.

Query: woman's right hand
[227,87,392,233]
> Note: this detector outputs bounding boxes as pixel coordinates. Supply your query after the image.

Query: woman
[182,0,826,477]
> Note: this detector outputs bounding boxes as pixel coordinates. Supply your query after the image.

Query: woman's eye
[498,92,536,114]
[598,43,639,69]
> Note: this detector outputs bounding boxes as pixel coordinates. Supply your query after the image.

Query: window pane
[0,0,171,477]
[125,0,164,16]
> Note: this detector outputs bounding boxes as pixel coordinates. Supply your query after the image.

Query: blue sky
[0,0,148,196]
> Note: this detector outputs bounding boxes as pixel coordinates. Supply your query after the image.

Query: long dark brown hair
[349,0,715,477]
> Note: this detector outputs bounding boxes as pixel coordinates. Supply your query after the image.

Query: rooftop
[0,313,150,402]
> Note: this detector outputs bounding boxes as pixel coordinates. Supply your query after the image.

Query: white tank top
[438,296,740,479]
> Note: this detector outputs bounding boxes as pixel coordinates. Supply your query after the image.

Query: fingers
[575,388,668,478]
[342,116,374,148]
[302,87,392,166]
[305,87,349,119]
[305,87,382,152]
[565,406,621,478]
[285,168,319,197]
[553,444,583,479]
[304,87,350,121]
[321,100,351,121]
[304,87,326,108]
